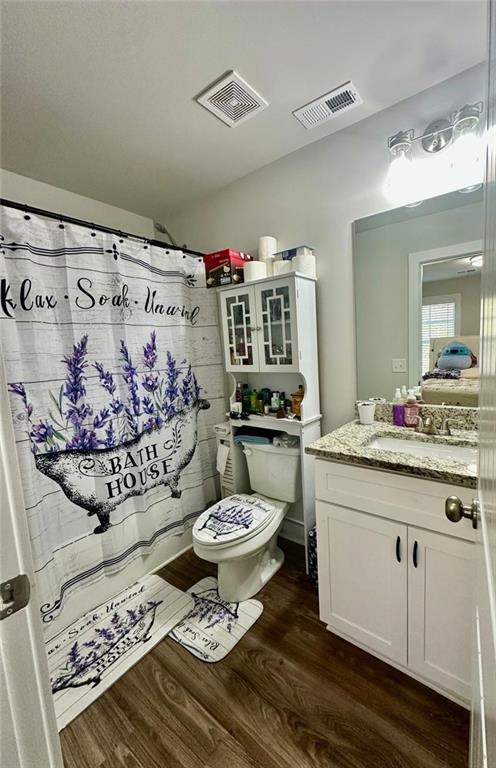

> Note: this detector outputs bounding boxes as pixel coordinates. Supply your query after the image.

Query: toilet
[192,441,301,602]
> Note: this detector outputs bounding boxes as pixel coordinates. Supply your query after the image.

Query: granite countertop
[306,421,478,488]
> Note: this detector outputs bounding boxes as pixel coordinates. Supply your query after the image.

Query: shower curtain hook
[90,224,96,237]
[23,204,30,221]
[58,214,65,230]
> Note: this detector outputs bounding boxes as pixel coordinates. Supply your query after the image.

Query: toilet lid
[193,494,276,546]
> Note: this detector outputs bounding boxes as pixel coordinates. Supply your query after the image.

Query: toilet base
[217,532,285,603]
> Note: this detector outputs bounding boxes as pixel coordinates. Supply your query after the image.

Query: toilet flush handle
[242,447,253,456]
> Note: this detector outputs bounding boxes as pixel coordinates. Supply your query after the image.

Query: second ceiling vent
[293,81,362,130]
[197,71,268,127]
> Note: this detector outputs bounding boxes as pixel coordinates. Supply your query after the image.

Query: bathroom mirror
[353,187,483,405]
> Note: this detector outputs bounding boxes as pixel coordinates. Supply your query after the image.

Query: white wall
[0,170,195,635]
[167,64,485,433]
[1,169,155,237]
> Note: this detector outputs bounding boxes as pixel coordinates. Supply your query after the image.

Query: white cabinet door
[408,527,474,701]
[255,278,299,372]
[317,502,407,665]
[219,286,259,371]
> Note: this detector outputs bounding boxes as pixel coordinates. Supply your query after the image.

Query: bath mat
[169,576,263,662]
[47,574,193,730]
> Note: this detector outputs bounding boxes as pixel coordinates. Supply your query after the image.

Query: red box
[204,249,252,288]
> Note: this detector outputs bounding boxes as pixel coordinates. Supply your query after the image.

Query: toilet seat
[193,493,277,548]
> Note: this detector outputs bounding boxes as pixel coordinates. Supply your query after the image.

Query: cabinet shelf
[229,413,321,437]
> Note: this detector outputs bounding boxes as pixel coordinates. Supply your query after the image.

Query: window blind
[421,301,457,374]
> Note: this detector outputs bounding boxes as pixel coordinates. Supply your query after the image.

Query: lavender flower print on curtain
[0,205,224,631]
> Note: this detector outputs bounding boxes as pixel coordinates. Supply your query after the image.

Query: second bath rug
[169,576,263,662]
[47,575,193,730]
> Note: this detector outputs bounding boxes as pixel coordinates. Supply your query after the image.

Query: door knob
[445,496,480,529]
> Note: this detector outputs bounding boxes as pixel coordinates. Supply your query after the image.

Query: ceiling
[423,256,483,282]
[0,1,487,219]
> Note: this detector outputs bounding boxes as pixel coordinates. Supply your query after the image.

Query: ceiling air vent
[196,70,268,127]
[293,81,362,130]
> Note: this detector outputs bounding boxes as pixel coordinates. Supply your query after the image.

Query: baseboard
[280,517,305,546]
[152,536,193,575]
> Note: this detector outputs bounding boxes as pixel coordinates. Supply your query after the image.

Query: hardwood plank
[61,540,469,768]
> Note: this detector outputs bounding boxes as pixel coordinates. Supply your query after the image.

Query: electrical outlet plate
[392,358,407,373]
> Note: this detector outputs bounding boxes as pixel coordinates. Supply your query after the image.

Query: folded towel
[233,435,270,445]
[423,368,461,381]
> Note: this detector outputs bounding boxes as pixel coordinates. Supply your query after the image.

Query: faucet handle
[415,415,424,433]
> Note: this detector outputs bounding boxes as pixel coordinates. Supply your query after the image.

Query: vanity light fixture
[384,102,484,206]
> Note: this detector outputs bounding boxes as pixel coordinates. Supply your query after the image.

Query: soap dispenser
[404,390,420,428]
[392,388,405,427]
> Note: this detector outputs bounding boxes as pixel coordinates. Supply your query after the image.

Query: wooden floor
[61,541,469,768]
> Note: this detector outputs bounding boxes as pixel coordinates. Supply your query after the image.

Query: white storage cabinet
[219,274,314,374]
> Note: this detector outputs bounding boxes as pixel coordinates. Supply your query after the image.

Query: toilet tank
[240,442,301,503]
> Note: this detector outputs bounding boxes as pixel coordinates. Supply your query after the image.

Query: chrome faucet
[415,415,439,435]
[439,417,453,436]
[416,415,453,436]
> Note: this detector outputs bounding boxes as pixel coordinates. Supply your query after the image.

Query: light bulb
[450,130,484,190]
[383,151,422,206]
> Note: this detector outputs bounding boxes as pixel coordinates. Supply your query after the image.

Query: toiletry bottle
[271,391,280,412]
[242,384,250,412]
[291,385,304,419]
[250,389,258,413]
[392,388,405,427]
[235,382,242,403]
[404,390,420,428]
[401,385,408,401]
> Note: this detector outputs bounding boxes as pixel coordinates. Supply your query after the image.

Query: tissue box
[273,245,314,261]
[204,249,252,288]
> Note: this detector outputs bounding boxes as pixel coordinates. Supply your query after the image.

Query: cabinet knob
[445,496,480,530]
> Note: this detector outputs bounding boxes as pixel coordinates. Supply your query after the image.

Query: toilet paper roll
[258,236,278,261]
[264,256,275,277]
[273,260,292,276]
[216,443,230,475]
[293,252,316,278]
[244,261,267,281]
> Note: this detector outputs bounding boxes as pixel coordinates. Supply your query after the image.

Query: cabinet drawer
[315,459,476,542]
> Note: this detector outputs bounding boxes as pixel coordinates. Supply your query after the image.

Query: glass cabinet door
[221,288,258,370]
[257,280,298,371]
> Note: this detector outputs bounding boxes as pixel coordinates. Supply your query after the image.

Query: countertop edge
[305,446,477,489]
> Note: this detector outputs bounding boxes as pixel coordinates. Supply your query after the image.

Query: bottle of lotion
[404,390,420,428]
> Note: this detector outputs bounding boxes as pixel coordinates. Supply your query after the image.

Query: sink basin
[367,436,478,471]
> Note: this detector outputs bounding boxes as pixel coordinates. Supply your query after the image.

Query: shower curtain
[0,205,224,630]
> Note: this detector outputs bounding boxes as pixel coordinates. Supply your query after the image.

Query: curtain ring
[90,224,96,237]
[58,215,65,230]
[23,204,30,221]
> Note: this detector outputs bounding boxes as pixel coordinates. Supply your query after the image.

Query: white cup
[357,401,375,425]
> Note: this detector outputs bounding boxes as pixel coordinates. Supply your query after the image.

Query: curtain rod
[0,198,205,258]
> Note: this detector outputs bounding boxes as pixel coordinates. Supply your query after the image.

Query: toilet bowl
[192,442,300,602]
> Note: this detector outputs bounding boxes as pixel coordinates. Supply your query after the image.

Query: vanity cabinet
[407,527,473,700]
[315,460,475,705]
[317,504,407,664]
[218,274,315,374]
